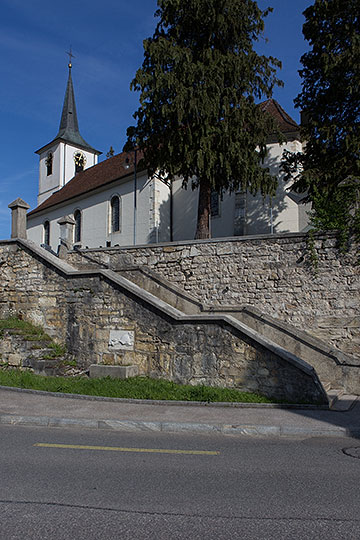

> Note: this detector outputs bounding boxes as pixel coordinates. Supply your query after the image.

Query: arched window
[46,153,53,176]
[43,221,50,245]
[110,196,120,233]
[74,210,82,243]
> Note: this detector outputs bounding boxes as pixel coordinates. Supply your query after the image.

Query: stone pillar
[57,215,75,258]
[8,198,30,239]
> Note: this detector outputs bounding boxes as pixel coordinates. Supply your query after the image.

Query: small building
[27,65,309,251]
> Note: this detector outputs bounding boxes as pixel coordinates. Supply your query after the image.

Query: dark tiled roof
[28,151,144,216]
[259,98,300,134]
[28,100,299,217]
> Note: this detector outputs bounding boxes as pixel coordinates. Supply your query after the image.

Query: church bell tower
[35,55,101,206]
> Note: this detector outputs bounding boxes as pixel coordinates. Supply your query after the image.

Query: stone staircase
[115,265,359,409]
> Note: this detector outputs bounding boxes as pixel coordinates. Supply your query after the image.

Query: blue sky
[0,0,312,239]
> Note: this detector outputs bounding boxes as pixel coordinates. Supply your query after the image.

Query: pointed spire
[35,57,101,156]
[57,66,79,136]
[54,63,97,152]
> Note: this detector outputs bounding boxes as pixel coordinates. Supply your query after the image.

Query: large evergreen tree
[125,0,283,239]
[283,0,360,241]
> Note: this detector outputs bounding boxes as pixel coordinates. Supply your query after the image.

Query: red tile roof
[28,100,299,217]
[259,98,300,134]
[28,150,144,216]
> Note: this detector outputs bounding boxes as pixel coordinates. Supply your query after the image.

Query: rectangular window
[210,191,220,217]
[234,191,247,236]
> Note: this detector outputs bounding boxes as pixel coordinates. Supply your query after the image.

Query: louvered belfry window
[46,153,53,176]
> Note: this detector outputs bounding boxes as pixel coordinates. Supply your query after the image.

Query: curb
[1,413,360,439]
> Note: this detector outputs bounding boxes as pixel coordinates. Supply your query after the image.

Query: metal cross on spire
[66,46,75,68]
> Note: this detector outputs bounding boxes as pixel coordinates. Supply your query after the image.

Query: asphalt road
[0,425,360,539]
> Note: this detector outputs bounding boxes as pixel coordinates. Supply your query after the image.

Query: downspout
[170,180,173,242]
[133,148,137,245]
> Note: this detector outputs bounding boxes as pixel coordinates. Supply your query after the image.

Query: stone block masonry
[66,232,360,360]
[0,239,326,404]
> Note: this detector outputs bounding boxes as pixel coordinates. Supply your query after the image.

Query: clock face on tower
[74,151,86,173]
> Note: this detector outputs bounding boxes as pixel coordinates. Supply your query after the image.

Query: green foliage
[0,370,280,403]
[282,0,360,243]
[0,317,51,341]
[126,0,283,237]
[306,229,319,272]
[61,359,77,367]
[43,343,67,359]
[0,317,67,359]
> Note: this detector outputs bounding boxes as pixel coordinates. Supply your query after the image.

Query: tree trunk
[195,178,211,239]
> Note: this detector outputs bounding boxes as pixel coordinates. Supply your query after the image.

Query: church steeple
[35,57,101,206]
[36,57,101,155]
[54,63,97,152]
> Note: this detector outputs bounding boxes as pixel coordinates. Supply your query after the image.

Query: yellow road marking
[34,443,219,456]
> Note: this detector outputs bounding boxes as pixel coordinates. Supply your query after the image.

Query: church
[26,63,309,251]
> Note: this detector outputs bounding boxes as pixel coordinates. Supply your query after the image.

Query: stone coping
[66,230,339,253]
[212,305,358,367]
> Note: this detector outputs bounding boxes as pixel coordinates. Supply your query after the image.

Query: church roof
[35,66,101,155]
[28,99,299,217]
[28,151,144,216]
[259,98,300,134]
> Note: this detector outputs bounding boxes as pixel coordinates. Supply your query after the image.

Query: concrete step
[327,388,345,410]
[330,394,359,412]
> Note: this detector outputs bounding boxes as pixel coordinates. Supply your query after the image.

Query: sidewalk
[0,386,359,438]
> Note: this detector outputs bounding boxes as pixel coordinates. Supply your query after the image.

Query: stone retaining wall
[0,240,326,403]
[66,232,360,359]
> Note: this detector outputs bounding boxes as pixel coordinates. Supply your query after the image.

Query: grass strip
[0,369,277,403]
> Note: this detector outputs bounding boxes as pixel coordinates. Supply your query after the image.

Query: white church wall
[211,191,236,238]
[171,139,306,241]
[63,144,98,188]
[38,143,63,206]
[172,177,199,241]
[27,171,153,250]
[244,140,305,235]
[151,178,171,243]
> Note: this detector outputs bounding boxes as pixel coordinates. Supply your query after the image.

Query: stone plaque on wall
[109,330,134,351]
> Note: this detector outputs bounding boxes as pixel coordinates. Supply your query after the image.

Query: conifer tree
[125,0,283,238]
[282,0,360,241]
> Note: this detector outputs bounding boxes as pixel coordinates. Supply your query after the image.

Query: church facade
[26,66,309,251]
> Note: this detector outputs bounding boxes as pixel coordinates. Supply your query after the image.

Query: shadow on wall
[244,151,291,236]
[171,180,199,241]
[148,191,171,244]
[154,150,303,242]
